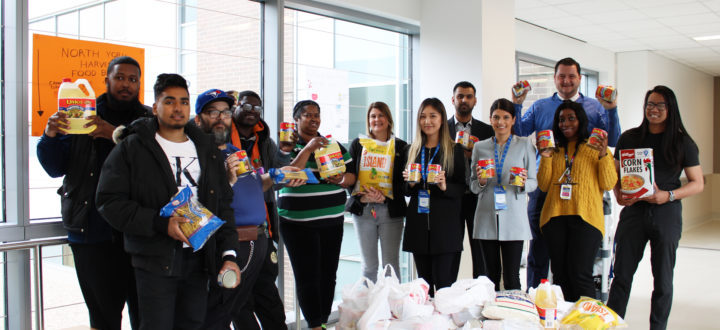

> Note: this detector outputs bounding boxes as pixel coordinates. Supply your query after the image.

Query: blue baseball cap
[195,89,236,114]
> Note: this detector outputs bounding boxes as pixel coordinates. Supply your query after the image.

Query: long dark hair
[489,98,516,135]
[552,100,589,148]
[632,85,690,167]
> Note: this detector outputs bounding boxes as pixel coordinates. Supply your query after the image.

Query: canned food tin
[427,164,441,184]
[408,163,422,183]
[595,85,617,103]
[477,159,496,179]
[455,131,468,147]
[235,150,253,177]
[279,122,295,143]
[509,167,525,186]
[537,130,555,150]
[513,80,532,97]
[217,269,239,288]
[468,135,480,150]
[588,128,608,147]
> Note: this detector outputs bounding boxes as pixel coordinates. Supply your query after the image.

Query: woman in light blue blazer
[470,98,537,291]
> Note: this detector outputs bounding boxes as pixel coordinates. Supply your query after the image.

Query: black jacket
[37,93,151,238]
[402,143,466,254]
[96,117,238,276]
[345,137,408,218]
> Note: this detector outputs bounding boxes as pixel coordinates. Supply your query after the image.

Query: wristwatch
[668,190,675,202]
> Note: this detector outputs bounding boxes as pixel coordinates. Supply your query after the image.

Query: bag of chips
[352,135,395,198]
[159,185,225,252]
[560,297,627,330]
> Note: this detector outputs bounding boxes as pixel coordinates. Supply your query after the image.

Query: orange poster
[31,34,145,136]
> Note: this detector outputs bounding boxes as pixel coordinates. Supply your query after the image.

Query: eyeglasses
[645,102,667,111]
[203,110,233,119]
[237,103,263,113]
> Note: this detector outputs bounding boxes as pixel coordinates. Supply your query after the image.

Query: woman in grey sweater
[470,98,537,291]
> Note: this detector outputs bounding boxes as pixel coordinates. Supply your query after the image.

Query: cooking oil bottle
[58,78,96,134]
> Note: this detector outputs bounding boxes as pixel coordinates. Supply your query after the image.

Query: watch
[668,190,675,202]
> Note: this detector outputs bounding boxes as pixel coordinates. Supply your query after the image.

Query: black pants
[462,193,487,278]
[70,240,139,330]
[134,249,208,330]
[280,217,343,328]
[204,233,268,330]
[232,236,287,330]
[607,202,682,330]
[413,252,461,296]
[480,239,524,291]
[527,189,550,289]
[543,215,601,302]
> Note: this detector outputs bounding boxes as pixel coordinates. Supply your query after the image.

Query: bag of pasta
[159,185,225,252]
[352,135,395,198]
[560,297,627,330]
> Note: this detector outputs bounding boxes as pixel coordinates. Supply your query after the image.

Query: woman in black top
[402,98,465,296]
[607,86,704,330]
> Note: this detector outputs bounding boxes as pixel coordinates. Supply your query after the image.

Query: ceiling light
[693,35,720,41]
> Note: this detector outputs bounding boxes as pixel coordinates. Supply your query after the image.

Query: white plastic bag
[434,276,496,314]
[358,265,399,329]
[338,277,374,329]
[390,278,432,320]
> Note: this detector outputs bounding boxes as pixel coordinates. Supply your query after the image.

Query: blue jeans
[352,203,404,282]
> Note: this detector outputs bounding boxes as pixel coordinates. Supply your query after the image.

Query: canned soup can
[408,163,422,183]
[477,159,496,179]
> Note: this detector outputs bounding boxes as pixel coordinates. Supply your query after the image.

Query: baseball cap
[195,89,235,114]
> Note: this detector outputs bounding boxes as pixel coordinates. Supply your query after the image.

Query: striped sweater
[537,141,617,235]
[277,138,353,222]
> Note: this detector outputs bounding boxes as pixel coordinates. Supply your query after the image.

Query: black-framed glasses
[237,103,263,113]
[204,110,233,119]
[645,102,667,111]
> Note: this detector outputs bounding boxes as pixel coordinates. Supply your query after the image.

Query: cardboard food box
[619,148,654,199]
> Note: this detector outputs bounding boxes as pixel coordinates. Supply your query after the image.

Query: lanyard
[563,142,581,183]
[420,145,440,183]
[493,135,513,191]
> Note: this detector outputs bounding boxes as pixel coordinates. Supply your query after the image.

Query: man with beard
[447,81,494,279]
[511,57,620,290]
[196,89,295,329]
[229,90,291,330]
[37,56,150,330]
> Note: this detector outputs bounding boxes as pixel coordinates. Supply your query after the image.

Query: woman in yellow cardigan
[537,100,617,302]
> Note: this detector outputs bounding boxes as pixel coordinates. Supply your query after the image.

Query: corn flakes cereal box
[619,148,654,199]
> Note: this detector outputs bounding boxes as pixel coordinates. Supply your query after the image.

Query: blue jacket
[512,92,620,147]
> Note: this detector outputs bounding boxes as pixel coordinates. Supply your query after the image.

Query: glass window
[516,57,598,113]
[282,7,412,323]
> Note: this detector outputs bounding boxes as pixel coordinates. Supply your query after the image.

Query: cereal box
[619,148,654,199]
[537,130,555,150]
[477,159,496,179]
[427,164,441,184]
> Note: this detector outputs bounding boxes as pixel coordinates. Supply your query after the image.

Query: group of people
[37,54,703,330]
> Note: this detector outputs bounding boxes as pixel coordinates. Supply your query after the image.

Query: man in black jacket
[96,74,240,330]
[37,56,149,330]
[447,81,494,278]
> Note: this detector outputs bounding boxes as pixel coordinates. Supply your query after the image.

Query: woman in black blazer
[402,97,466,296]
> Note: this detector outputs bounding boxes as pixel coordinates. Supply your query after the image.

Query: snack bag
[619,148,654,199]
[560,297,627,329]
[352,135,395,198]
[159,185,225,252]
[315,135,346,179]
[268,168,319,184]
[537,130,555,150]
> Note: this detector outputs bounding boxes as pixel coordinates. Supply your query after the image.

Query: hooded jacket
[96,117,238,276]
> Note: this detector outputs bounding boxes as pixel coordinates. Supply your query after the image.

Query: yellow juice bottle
[536,279,558,329]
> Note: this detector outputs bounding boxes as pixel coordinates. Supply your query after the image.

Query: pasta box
[619,148,654,199]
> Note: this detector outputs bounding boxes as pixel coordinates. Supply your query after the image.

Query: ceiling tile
[629,0,699,9]
[558,0,632,14]
[642,35,701,49]
[578,9,647,23]
[661,13,720,27]
[620,27,679,39]
[529,16,592,29]
[610,19,666,32]
[516,6,568,21]
[641,2,709,18]
[700,0,720,12]
[515,0,549,10]
[695,38,720,46]
[672,22,720,35]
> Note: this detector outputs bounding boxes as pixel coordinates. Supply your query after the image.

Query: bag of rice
[481,290,539,323]
[560,297,627,330]
[159,185,225,252]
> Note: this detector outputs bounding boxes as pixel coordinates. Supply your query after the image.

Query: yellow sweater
[538,141,617,236]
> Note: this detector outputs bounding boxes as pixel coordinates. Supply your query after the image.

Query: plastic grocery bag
[387,313,456,330]
[434,276,496,314]
[159,185,225,252]
[389,277,432,320]
[353,135,395,198]
[357,284,392,330]
[560,297,627,329]
[338,277,374,329]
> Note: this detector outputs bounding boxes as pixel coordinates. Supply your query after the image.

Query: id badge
[494,186,507,210]
[560,184,572,200]
[418,190,430,214]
